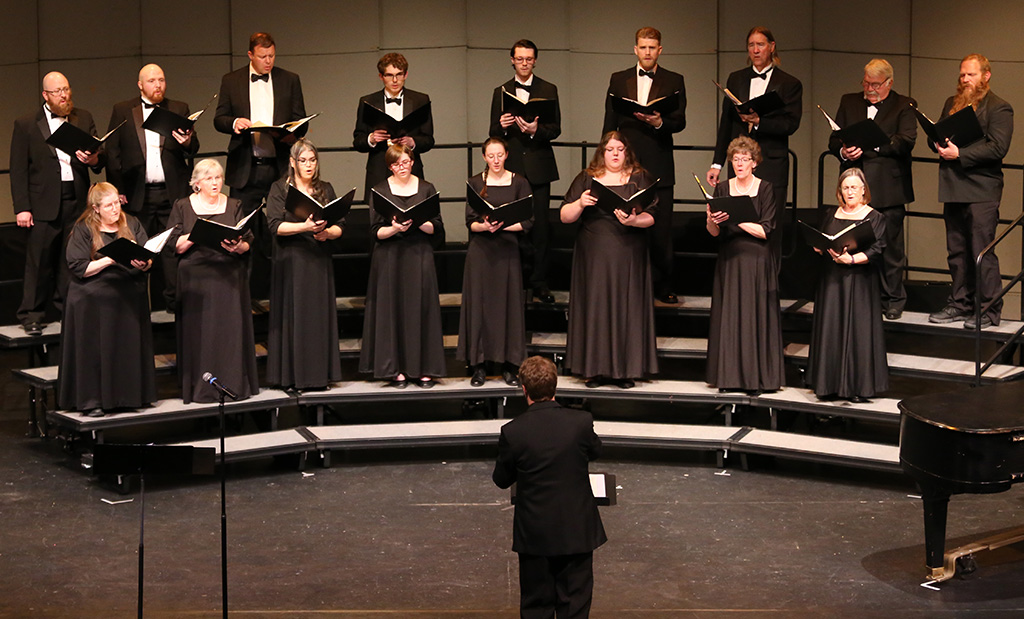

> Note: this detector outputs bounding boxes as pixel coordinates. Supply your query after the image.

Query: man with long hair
[927,54,1014,330]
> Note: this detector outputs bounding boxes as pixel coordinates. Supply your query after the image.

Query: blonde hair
[73,182,134,259]
[190,158,224,192]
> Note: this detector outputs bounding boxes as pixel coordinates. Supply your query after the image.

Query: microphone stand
[218,388,228,619]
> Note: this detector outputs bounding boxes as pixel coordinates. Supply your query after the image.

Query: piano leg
[921,490,950,578]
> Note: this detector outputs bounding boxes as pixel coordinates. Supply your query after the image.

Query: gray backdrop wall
[3,0,1023,304]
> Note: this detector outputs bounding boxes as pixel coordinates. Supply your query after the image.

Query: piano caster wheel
[955,555,978,578]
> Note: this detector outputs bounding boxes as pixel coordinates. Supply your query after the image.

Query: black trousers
[229,159,281,300]
[649,185,675,296]
[135,183,177,311]
[944,201,1002,323]
[876,205,907,312]
[527,182,552,290]
[17,182,79,325]
[518,552,594,619]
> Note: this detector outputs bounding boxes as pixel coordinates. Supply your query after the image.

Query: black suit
[10,106,104,325]
[603,66,686,297]
[490,77,561,290]
[932,91,1014,324]
[713,66,802,268]
[106,97,199,310]
[353,89,434,200]
[828,91,916,313]
[494,399,607,618]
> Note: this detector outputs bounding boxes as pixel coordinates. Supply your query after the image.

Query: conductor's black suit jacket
[827,91,916,209]
[603,66,687,187]
[493,400,607,556]
[106,97,200,212]
[932,91,1014,204]
[353,89,434,198]
[489,77,561,185]
[213,66,307,189]
[10,107,104,222]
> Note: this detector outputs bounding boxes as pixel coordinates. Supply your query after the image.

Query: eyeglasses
[296,157,317,165]
[513,57,535,64]
[44,87,70,95]
[862,78,890,90]
[732,156,753,164]
[382,72,406,81]
[391,159,413,169]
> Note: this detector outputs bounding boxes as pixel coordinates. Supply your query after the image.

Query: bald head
[41,72,72,116]
[138,64,166,104]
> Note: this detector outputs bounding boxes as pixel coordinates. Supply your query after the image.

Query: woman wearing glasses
[360,144,445,388]
[705,137,784,393]
[265,138,344,391]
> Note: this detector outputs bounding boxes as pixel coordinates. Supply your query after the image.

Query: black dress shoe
[86,408,105,418]
[964,315,994,330]
[470,367,486,387]
[533,287,555,304]
[388,377,408,389]
[502,370,519,387]
[617,378,635,389]
[23,322,43,337]
[883,308,902,320]
[585,377,602,388]
[928,305,970,324]
[419,377,437,388]
[849,395,870,404]
[656,292,679,304]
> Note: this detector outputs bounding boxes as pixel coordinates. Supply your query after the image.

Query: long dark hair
[479,137,509,200]
[288,138,328,203]
[584,131,642,178]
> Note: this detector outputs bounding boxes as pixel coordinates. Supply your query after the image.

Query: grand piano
[899,382,1024,582]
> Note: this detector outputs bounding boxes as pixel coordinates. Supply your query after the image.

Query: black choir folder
[141,94,217,139]
[590,179,658,216]
[285,185,356,225]
[691,173,759,223]
[714,80,785,117]
[466,183,533,227]
[608,91,681,117]
[245,112,320,140]
[817,105,890,151]
[360,100,432,137]
[371,189,441,228]
[46,119,125,154]
[98,228,173,266]
[511,473,617,506]
[799,219,876,253]
[501,89,557,122]
[913,104,984,148]
[189,208,259,249]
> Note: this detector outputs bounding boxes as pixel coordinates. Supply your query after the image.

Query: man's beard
[50,96,73,117]
[952,80,989,113]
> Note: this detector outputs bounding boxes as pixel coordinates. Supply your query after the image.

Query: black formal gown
[457,173,532,367]
[562,170,659,379]
[168,197,259,403]
[265,178,343,389]
[359,179,446,379]
[706,177,784,391]
[808,207,889,399]
[58,218,156,411]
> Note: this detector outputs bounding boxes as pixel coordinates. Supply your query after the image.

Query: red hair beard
[951,78,990,113]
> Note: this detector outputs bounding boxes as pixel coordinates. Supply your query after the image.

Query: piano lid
[899,382,1024,434]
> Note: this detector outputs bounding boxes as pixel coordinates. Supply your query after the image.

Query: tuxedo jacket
[213,66,308,189]
[713,66,802,187]
[933,91,1014,204]
[602,66,687,187]
[353,89,434,198]
[493,400,607,556]
[105,97,200,213]
[9,107,104,222]
[828,91,916,208]
[488,76,561,185]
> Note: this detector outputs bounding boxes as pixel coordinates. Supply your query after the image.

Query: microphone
[202,372,239,400]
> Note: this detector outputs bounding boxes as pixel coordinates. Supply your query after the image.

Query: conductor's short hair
[519,356,557,402]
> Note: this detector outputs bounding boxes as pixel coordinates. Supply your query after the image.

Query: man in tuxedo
[214,31,307,297]
[603,27,687,304]
[490,39,561,304]
[10,72,104,335]
[828,59,916,320]
[928,54,1013,330]
[493,355,607,618]
[353,53,434,200]
[106,63,200,311]
[707,26,802,270]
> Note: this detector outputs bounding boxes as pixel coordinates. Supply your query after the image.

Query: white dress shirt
[45,105,74,181]
[140,97,166,183]
[248,65,275,157]
[636,63,654,105]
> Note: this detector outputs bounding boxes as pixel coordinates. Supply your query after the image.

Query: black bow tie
[142,102,157,109]
[385,97,402,105]
[638,69,655,79]
[753,71,770,80]
[50,112,66,120]
[251,73,269,83]
[866,101,880,109]
[515,82,532,92]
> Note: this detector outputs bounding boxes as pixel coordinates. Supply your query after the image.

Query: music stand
[94,444,215,618]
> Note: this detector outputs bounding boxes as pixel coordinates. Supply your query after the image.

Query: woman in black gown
[59,182,155,416]
[560,131,659,388]
[359,144,445,388]
[808,168,888,402]
[458,137,532,387]
[265,138,343,390]
[168,159,259,403]
[705,136,784,393]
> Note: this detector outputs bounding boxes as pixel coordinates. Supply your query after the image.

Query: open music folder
[691,173,759,223]
[141,94,217,139]
[188,208,259,249]
[245,112,320,140]
[714,80,785,117]
[817,105,890,151]
[46,120,125,154]
[608,91,680,117]
[370,189,441,228]
[284,185,356,225]
[501,89,557,122]
[466,183,533,227]
[913,104,984,148]
[360,100,432,138]
[590,179,658,216]
[799,218,876,254]
[97,227,173,266]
